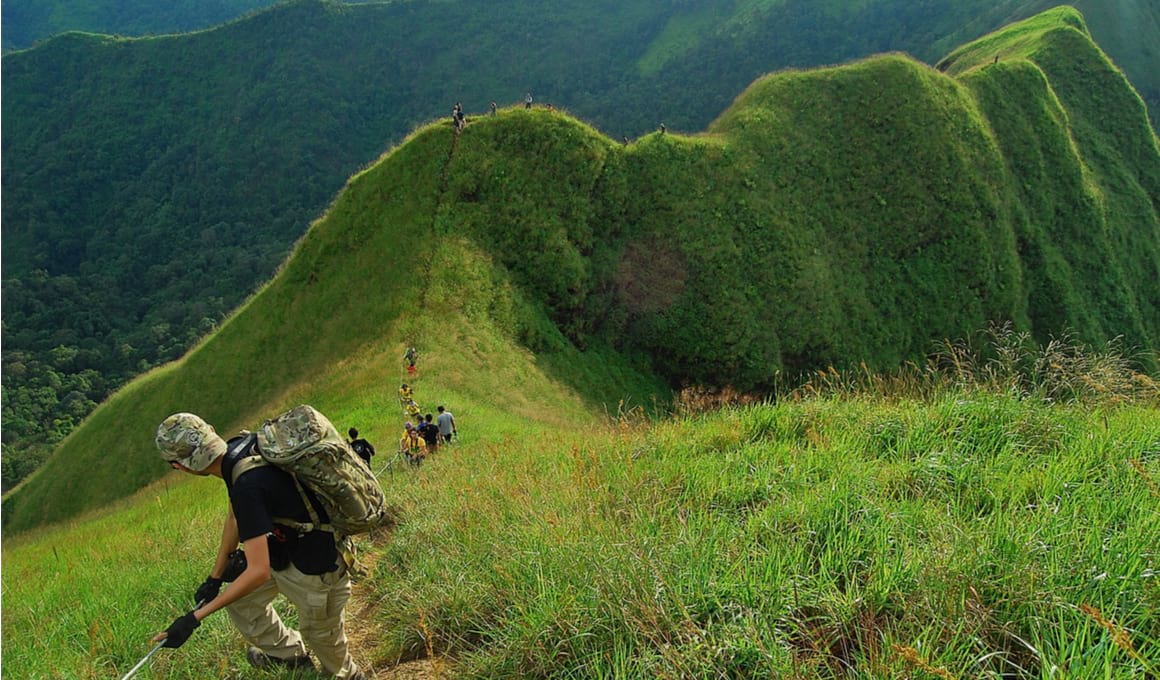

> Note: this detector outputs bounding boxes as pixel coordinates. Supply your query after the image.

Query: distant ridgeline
[3,7,1158,533]
[446,7,1160,388]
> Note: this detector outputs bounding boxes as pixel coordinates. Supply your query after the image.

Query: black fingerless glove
[193,576,222,605]
[161,612,200,648]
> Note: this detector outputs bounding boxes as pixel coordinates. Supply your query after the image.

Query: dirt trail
[346,527,450,680]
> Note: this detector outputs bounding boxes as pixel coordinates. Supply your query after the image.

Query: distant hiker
[622,135,629,145]
[405,399,423,420]
[348,427,375,465]
[490,101,498,116]
[659,123,666,135]
[416,416,432,446]
[453,102,466,131]
[400,422,426,465]
[153,413,366,679]
[404,346,419,375]
[437,405,457,444]
[398,383,414,413]
[422,413,440,452]
[525,92,533,109]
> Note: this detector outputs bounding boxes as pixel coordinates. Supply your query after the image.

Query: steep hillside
[5,0,1159,473]
[5,7,1159,535]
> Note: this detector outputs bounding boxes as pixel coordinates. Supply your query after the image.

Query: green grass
[7,6,1160,535]
[3,9,1160,677]
[4,376,1157,678]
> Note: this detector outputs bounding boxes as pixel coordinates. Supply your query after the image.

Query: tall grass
[3,328,1157,678]
[350,332,1158,679]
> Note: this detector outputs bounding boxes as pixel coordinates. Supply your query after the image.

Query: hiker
[404,347,419,375]
[525,92,533,109]
[400,422,426,465]
[398,383,414,413]
[659,123,666,135]
[153,413,365,679]
[348,427,375,465]
[453,102,465,131]
[422,413,441,452]
[405,399,423,420]
[436,405,457,444]
[490,101,497,116]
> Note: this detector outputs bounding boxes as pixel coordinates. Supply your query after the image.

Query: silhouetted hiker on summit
[453,102,465,131]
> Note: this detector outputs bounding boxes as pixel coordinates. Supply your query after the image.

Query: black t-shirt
[222,436,339,575]
[350,438,375,463]
[421,424,439,447]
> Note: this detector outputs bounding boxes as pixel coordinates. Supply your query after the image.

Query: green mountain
[0,0,277,50]
[2,0,1158,481]
[4,6,1157,535]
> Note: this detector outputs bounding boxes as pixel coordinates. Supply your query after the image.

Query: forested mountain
[1,0,277,50]
[4,6,1158,534]
[2,0,1158,489]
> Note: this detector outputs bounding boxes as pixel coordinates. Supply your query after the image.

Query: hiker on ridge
[422,413,441,452]
[348,427,376,466]
[153,413,365,679]
[437,405,457,444]
[398,383,414,413]
[400,422,426,465]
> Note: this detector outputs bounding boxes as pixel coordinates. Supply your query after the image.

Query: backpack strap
[228,434,333,536]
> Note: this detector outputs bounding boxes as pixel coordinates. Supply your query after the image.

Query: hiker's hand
[194,576,222,605]
[156,611,200,648]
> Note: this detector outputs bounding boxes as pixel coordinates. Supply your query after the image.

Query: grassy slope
[3,12,1160,678]
[6,0,1160,473]
[940,7,1160,346]
[5,7,1159,534]
[4,392,1157,677]
[0,119,664,533]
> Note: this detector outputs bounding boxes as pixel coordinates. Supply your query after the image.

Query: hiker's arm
[209,505,241,579]
[155,533,270,641]
[186,533,272,624]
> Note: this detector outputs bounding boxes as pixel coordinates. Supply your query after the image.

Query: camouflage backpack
[230,404,390,536]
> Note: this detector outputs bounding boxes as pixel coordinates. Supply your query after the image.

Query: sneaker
[246,646,315,671]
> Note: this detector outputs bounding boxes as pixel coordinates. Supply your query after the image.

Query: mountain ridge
[4,7,1158,535]
[4,0,1159,472]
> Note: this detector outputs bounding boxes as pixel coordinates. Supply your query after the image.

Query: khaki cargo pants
[227,562,360,678]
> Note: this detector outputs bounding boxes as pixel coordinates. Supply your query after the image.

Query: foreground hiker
[153,413,366,679]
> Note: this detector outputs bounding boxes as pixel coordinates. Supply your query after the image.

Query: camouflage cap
[155,413,227,471]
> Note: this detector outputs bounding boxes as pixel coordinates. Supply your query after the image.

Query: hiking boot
[246,646,315,671]
[348,670,367,680]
